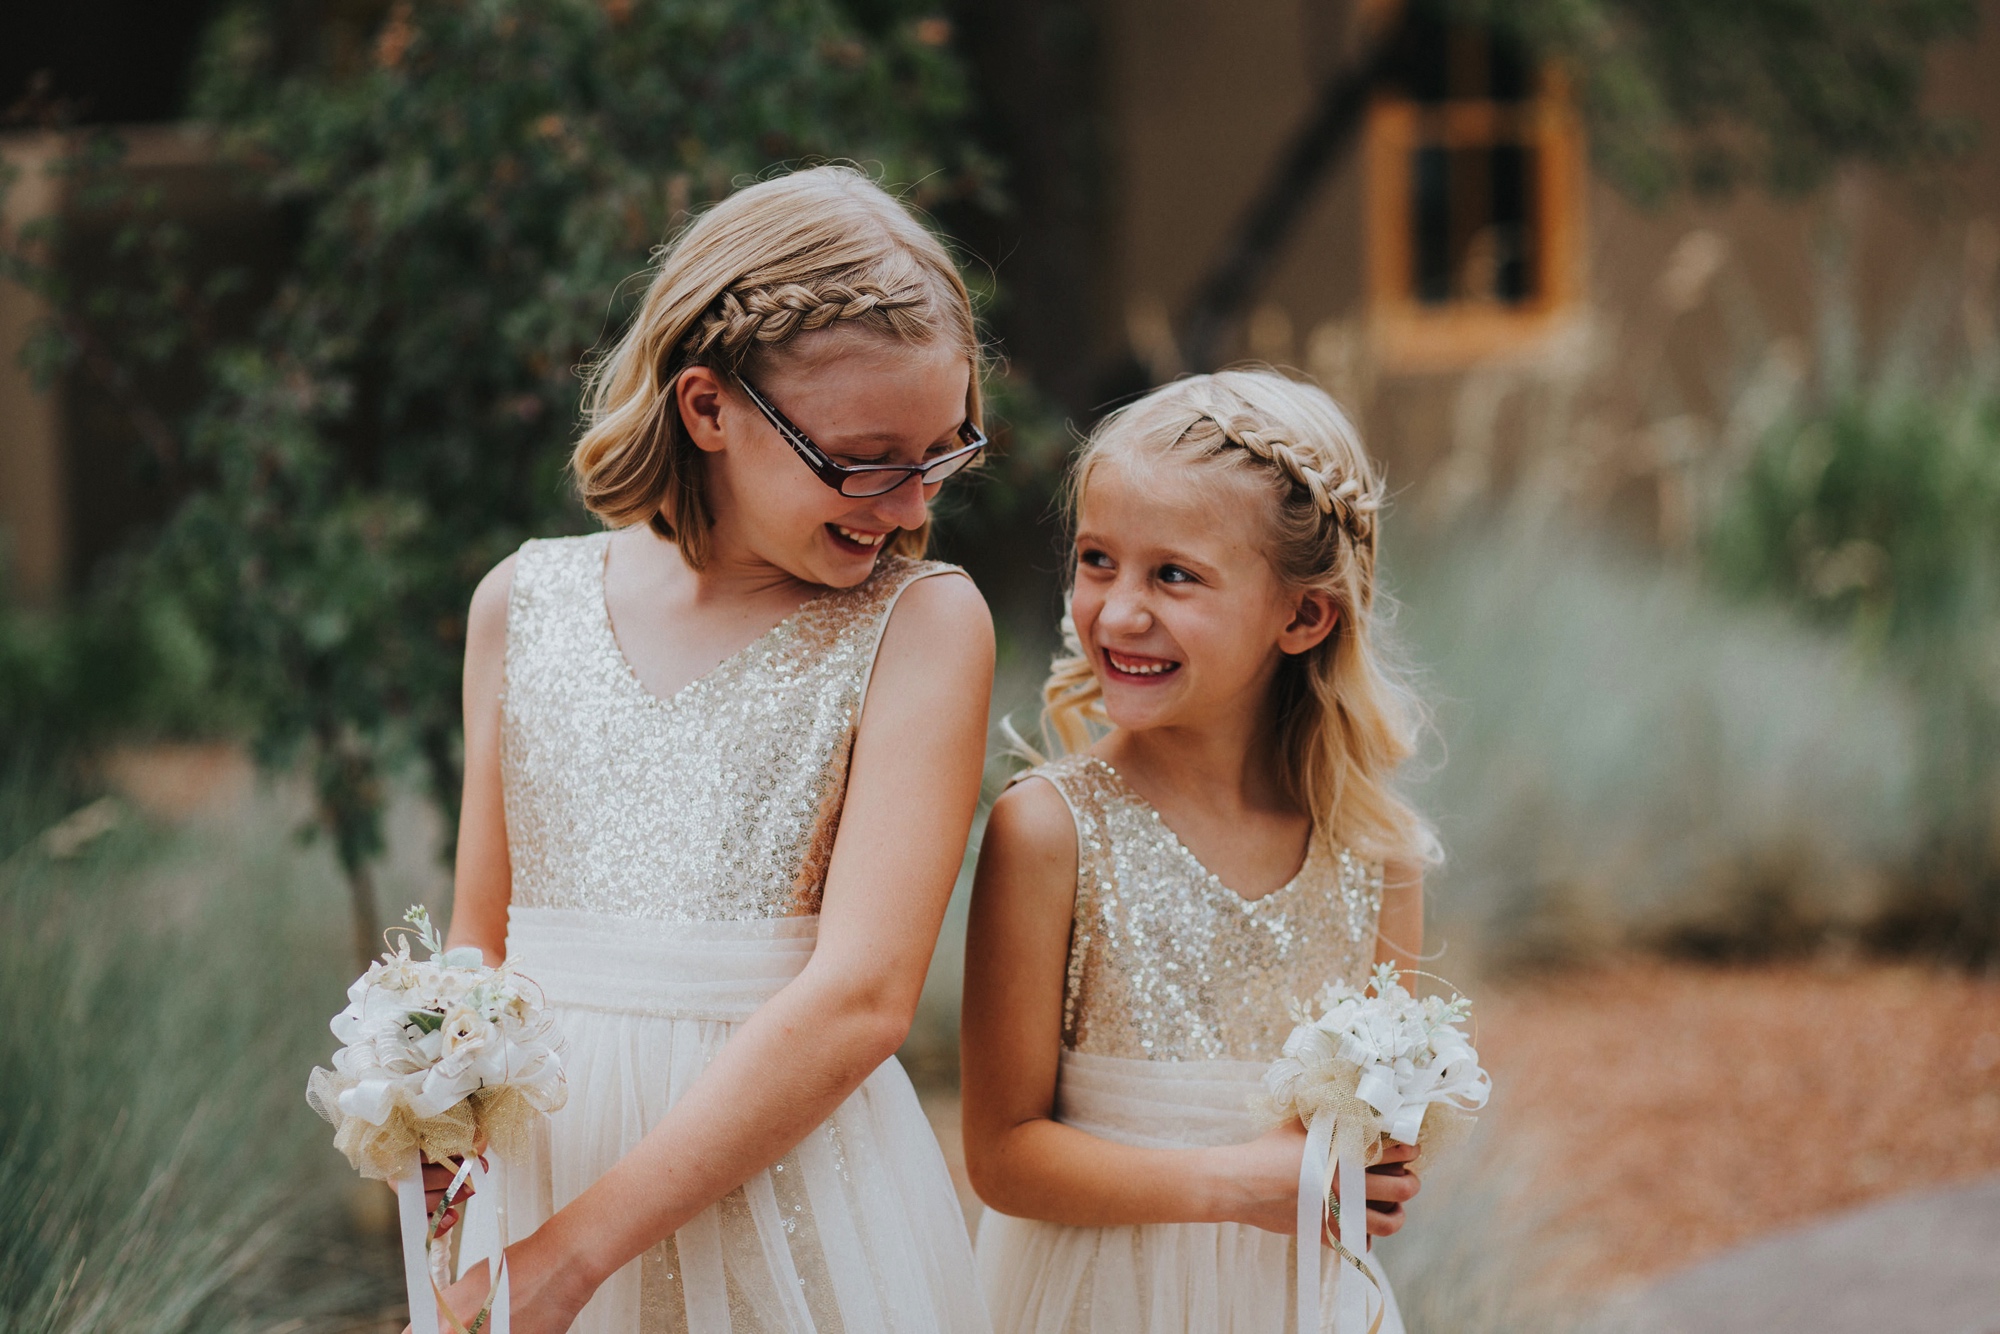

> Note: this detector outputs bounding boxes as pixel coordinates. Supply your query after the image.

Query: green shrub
[1707,385,2000,956]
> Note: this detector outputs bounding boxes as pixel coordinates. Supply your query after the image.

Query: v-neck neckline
[596,535,839,709]
[1085,754,1318,910]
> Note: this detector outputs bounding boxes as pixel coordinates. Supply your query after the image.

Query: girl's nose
[871,473,932,531]
[1100,581,1152,634]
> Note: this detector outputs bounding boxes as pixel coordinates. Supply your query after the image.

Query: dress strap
[1009,754,1119,1049]
[851,557,968,726]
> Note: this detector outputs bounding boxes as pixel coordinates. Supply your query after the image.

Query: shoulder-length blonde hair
[572,165,981,567]
[1042,369,1439,869]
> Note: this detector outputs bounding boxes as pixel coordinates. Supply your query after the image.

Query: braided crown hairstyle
[572,165,980,567]
[1042,369,1439,869]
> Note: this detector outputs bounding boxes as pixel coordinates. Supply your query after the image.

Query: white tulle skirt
[974,1051,1403,1334]
[456,908,990,1334]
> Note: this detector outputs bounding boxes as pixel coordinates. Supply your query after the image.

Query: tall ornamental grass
[0,792,399,1331]
[1389,514,1920,966]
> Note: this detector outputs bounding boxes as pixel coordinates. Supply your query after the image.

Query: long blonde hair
[572,165,981,567]
[1042,370,1439,868]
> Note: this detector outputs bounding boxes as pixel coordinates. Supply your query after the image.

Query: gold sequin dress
[456,531,990,1334]
[974,754,1405,1334]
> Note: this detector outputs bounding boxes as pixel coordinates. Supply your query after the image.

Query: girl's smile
[829,523,891,552]
[1102,648,1181,680]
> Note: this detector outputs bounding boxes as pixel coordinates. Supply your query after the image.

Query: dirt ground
[917,959,2000,1291]
[1475,959,2000,1289]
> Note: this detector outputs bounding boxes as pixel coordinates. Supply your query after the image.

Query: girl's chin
[1099,677,1188,725]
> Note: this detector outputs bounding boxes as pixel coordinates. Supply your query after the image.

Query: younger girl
[430,166,995,1332]
[962,370,1436,1333]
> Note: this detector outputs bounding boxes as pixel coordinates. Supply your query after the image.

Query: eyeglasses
[735,375,987,498]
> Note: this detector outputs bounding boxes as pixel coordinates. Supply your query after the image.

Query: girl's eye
[1078,547,1112,569]
[1158,565,1197,584]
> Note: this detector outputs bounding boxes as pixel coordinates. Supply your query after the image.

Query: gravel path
[1594,1173,2000,1333]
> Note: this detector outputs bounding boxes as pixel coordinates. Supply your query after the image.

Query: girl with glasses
[961,370,1437,1334]
[421,165,995,1334]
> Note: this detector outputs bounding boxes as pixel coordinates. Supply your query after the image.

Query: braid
[687,279,925,364]
[1196,404,1379,549]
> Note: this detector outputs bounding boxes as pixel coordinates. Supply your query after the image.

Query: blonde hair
[572,165,981,567]
[1042,369,1440,869]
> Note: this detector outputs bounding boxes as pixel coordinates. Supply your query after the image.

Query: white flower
[313,902,569,1149]
[436,1005,497,1077]
[1264,965,1490,1145]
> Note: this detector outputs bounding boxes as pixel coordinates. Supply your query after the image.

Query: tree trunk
[949,0,1112,418]
[1181,27,1400,372]
[345,857,379,976]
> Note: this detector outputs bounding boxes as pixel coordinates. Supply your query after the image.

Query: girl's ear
[1278,589,1339,656]
[677,366,730,455]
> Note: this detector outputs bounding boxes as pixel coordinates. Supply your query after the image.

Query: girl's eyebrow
[1075,530,1222,576]
[822,422,966,458]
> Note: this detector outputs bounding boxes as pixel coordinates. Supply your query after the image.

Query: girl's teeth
[1111,655,1172,675]
[836,526,886,547]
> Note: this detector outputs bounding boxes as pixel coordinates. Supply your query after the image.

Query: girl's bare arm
[959,779,1419,1236]
[499,572,994,1305]
[445,555,518,964]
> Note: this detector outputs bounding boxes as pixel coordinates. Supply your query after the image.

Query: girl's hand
[419,1155,484,1239]
[1212,1123,1422,1242]
[399,1238,597,1334]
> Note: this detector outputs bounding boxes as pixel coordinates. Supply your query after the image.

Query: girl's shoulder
[1004,751,1103,798]
[511,530,611,583]
[834,552,971,615]
[825,553,986,658]
[998,752,1122,843]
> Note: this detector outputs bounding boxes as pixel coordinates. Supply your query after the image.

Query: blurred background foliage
[1708,380,2000,957]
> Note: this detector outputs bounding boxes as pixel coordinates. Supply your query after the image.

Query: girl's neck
[1096,702,1291,821]
[629,522,817,610]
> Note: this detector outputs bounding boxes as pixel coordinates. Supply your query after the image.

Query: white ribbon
[1295,1115,1380,1334]
[1295,1114,1334,1334]
[396,1154,440,1334]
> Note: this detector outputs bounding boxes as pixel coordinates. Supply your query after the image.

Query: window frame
[1364,62,1586,371]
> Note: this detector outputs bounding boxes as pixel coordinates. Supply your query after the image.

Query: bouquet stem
[394,1151,507,1334]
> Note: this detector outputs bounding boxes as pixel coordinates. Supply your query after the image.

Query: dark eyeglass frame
[734,374,987,498]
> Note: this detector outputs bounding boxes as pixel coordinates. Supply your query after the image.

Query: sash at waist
[506,907,817,1022]
[1054,1049,1269,1149]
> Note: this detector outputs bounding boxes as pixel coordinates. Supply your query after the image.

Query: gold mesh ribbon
[307,1068,540,1181]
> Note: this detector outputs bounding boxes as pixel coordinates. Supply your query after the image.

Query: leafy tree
[10,0,995,968]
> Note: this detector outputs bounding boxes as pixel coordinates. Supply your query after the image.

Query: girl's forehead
[1079,453,1275,559]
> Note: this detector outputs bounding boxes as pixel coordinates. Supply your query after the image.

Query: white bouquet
[308,906,566,1334]
[1260,964,1491,1334]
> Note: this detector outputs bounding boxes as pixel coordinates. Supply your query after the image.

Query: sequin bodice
[501,532,956,923]
[1026,753,1384,1063]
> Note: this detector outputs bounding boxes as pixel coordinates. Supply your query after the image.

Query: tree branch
[1181,27,1400,372]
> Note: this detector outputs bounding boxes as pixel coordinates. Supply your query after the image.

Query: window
[1365,6,1583,369]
